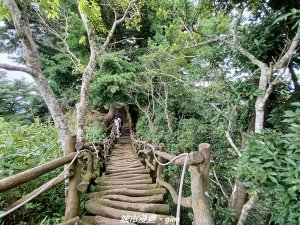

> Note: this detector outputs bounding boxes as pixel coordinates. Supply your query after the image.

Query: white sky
[0,53,34,82]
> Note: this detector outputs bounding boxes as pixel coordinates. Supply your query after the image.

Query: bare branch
[228,5,267,70]
[225,120,242,157]
[211,169,228,199]
[224,39,267,70]
[275,25,300,69]
[237,195,258,225]
[185,35,231,49]
[0,63,33,75]
[210,103,242,157]
[101,0,139,53]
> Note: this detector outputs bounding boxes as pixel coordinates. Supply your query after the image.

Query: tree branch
[228,5,267,70]
[157,176,192,207]
[210,103,242,157]
[0,63,33,75]
[237,195,258,225]
[275,25,300,70]
[101,0,139,53]
[185,35,231,49]
[211,169,228,199]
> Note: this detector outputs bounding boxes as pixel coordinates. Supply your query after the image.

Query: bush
[0,118,65,224]
[236,103,300,225]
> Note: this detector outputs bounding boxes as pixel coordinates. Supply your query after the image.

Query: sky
[0,53,34,83]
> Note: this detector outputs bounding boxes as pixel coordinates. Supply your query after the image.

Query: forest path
[79,112,174,225]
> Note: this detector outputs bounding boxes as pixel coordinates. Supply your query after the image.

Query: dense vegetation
[0,0,299,224]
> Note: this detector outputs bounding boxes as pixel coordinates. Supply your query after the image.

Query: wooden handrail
[6,170,74,210]
[131,133,215,225]
[0,152,77,193]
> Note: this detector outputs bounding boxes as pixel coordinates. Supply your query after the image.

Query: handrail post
[156,143,165,188]
[189,143,214,225]
[64,135,81,221]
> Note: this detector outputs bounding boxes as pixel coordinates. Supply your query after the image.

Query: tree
[75,0,142,142]
[0,0,71,150]
[0,73,48,123]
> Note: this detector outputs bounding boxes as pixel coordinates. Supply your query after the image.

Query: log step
[96,183,157,191]
[103,194,164,203]
[104,173,149,179]
[106,168,150,175]
[85,188,166,199]
[101,174,150,181]
[97,178,152,186]
[80,216,136,225]
[85,202,175,225]
[87,198,169,214]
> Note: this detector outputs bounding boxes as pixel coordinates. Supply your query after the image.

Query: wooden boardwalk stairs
[79,118,175,225]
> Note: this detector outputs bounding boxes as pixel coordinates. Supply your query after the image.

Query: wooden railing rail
[0,152,77,193]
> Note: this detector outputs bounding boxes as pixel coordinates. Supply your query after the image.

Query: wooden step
[80,216,136,225]
[106,166,146,173]
[97,178,152,186]
[96,216,136,225]
[104,173,149,179]
[107,163,143,168]
[101,174,150,181]
[96,184,157,191]
[106,164,143,169]
[106,167,148,174]
[104,170,149,177]
[102,194,164,203]
[85,203,175,225]
[85,187,166,199]
[87,198,169,214]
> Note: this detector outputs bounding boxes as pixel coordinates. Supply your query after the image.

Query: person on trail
[114,117,122,137]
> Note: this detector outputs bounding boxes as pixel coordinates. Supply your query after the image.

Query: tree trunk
[105,107,116,128]
[76,5,98,142]
[288,63,299,92]
[254,68,271,133]
[4,0,70,150]
[229,180,247,222]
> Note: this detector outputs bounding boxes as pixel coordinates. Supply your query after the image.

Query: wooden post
[189,143,214,225]
[78,152,94,193]
[64,135,81,221]
[156,143,164,188]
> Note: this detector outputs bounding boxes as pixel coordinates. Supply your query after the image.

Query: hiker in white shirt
[114,117,122,137]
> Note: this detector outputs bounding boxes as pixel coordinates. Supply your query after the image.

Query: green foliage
[86,119,106,142]
[78,0,106,33]
[90,51,139,107]
[0,118,64,224]
[0,74,48,123]
[236,103,300,225]
[0,2,10,21]
[37,0,61,19]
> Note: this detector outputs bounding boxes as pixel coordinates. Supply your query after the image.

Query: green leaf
[285,158,296,166]
[268,175,278,184]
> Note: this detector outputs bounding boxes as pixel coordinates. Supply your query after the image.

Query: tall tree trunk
[288,63,299,92]
[76,8,98,142]
[104,107,116,128]
[229,180,247,222]
[5,0,71,150]
[254,68,271,133]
